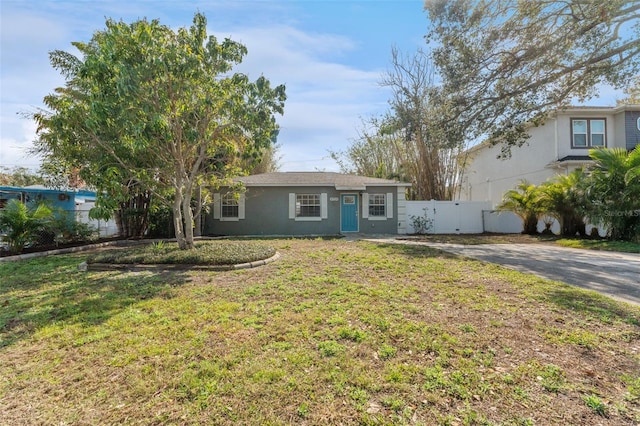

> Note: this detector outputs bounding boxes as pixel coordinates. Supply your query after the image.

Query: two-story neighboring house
[460,104,640,207]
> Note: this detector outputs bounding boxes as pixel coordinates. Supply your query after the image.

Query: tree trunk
[173,192,187,250]
[194,185,202,237]
[181,190,195,250]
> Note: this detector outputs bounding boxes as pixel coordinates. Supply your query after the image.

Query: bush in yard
[497,180,541,235]
[583,147,640,242]
[47,210,97,245]
[0,199,53,253]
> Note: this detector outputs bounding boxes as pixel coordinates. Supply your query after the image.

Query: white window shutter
[289,193,296,219]
[321,193,328,219]
[386,193,394,219]
[213,193,221,219]
[238,194,245,220]
[362,193,369,218]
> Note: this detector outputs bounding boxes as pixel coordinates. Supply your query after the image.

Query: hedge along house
[204,172,412,236]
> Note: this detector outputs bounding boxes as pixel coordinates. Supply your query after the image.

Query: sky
[0,0,627,174]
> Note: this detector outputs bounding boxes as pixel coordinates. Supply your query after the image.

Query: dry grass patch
[1,238,639,425]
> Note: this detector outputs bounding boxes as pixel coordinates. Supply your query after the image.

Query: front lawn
[555,238,640,253]
[407,233,640,253]
[1,239,639,425]
[87,240,277,266]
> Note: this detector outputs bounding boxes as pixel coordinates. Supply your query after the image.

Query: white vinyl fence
[75,201,119,237]
[482,210,524,234]
[405,201,491,234]
[405,200,605,235]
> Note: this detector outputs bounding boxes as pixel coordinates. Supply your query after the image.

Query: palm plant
[0,199,53,253]
[497,180,541,235]
[537,169,587,237]
[584,147,640,242]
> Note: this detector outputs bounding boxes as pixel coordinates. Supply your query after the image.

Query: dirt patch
[401,232,560,245]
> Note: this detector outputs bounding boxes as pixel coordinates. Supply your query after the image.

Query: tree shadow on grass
[371,241,640,327]
[542,286,640,327]
[0,254,191,348]
[372,241,461,260]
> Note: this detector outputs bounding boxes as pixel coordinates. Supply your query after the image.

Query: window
[296,194,321,217]
[368,193,386,217]
[343,195,355,205]
[213,192,244,221]
[289,193,327,221]
[571,118,606,147]
[221,193,239,218]
[362,193,393,220]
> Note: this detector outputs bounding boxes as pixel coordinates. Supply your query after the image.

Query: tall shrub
[584,147,640,241]
[0,200,53,253]
[497,180,541,235]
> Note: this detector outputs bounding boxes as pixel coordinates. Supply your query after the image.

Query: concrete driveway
[420,242,640,306]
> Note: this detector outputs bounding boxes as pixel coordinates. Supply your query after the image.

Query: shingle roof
[557,155,592,162]
[236,172,410,190]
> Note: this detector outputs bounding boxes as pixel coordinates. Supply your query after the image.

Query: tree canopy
[0,167,45,187]
[331,48,467,200]
[424,0,640,152]
[33,13,286,249]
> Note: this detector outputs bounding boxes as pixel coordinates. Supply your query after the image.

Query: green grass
[86,240,276,265]
[555,238,640,253]
[1,239,639,425]
[407,233,640,253]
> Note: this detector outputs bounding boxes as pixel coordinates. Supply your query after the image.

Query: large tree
[0,167,45,187]
[424,0,640,153]
[329,116,410,181]
[618,75,640,105]
[332,48,467,200]
[33,13,286,249]
[379,48,466,200]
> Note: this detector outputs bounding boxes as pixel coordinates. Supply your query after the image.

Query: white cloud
[0,5,391,173]
[0,111,41,169]
[214,25,392,171]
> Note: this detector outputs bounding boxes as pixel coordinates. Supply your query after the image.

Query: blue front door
[341,194,358,232]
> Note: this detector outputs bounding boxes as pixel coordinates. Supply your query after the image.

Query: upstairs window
[571,118,605,148]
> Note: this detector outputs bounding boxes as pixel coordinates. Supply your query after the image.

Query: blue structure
[0,185,96,212]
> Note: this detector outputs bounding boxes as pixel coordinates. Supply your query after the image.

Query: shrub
[0,199,53,253]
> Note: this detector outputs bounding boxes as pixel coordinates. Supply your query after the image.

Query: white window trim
[571,118,606,148]
[363,192,393,220]
[289,192,327,221]
[213,192,245,221]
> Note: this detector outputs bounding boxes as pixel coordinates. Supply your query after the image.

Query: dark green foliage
[584,147,640,241]
[32,12,286,250]
[425,0,640,152]
[497,181,541,235]
[87,240,275,266]
[0,200,53,253]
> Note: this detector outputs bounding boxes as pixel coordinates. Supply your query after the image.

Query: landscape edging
[82,251,281,272]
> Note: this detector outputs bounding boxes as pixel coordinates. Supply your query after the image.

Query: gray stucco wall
[204,185,401,236]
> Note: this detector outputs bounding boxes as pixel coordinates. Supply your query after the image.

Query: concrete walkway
[365,237,640,306]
